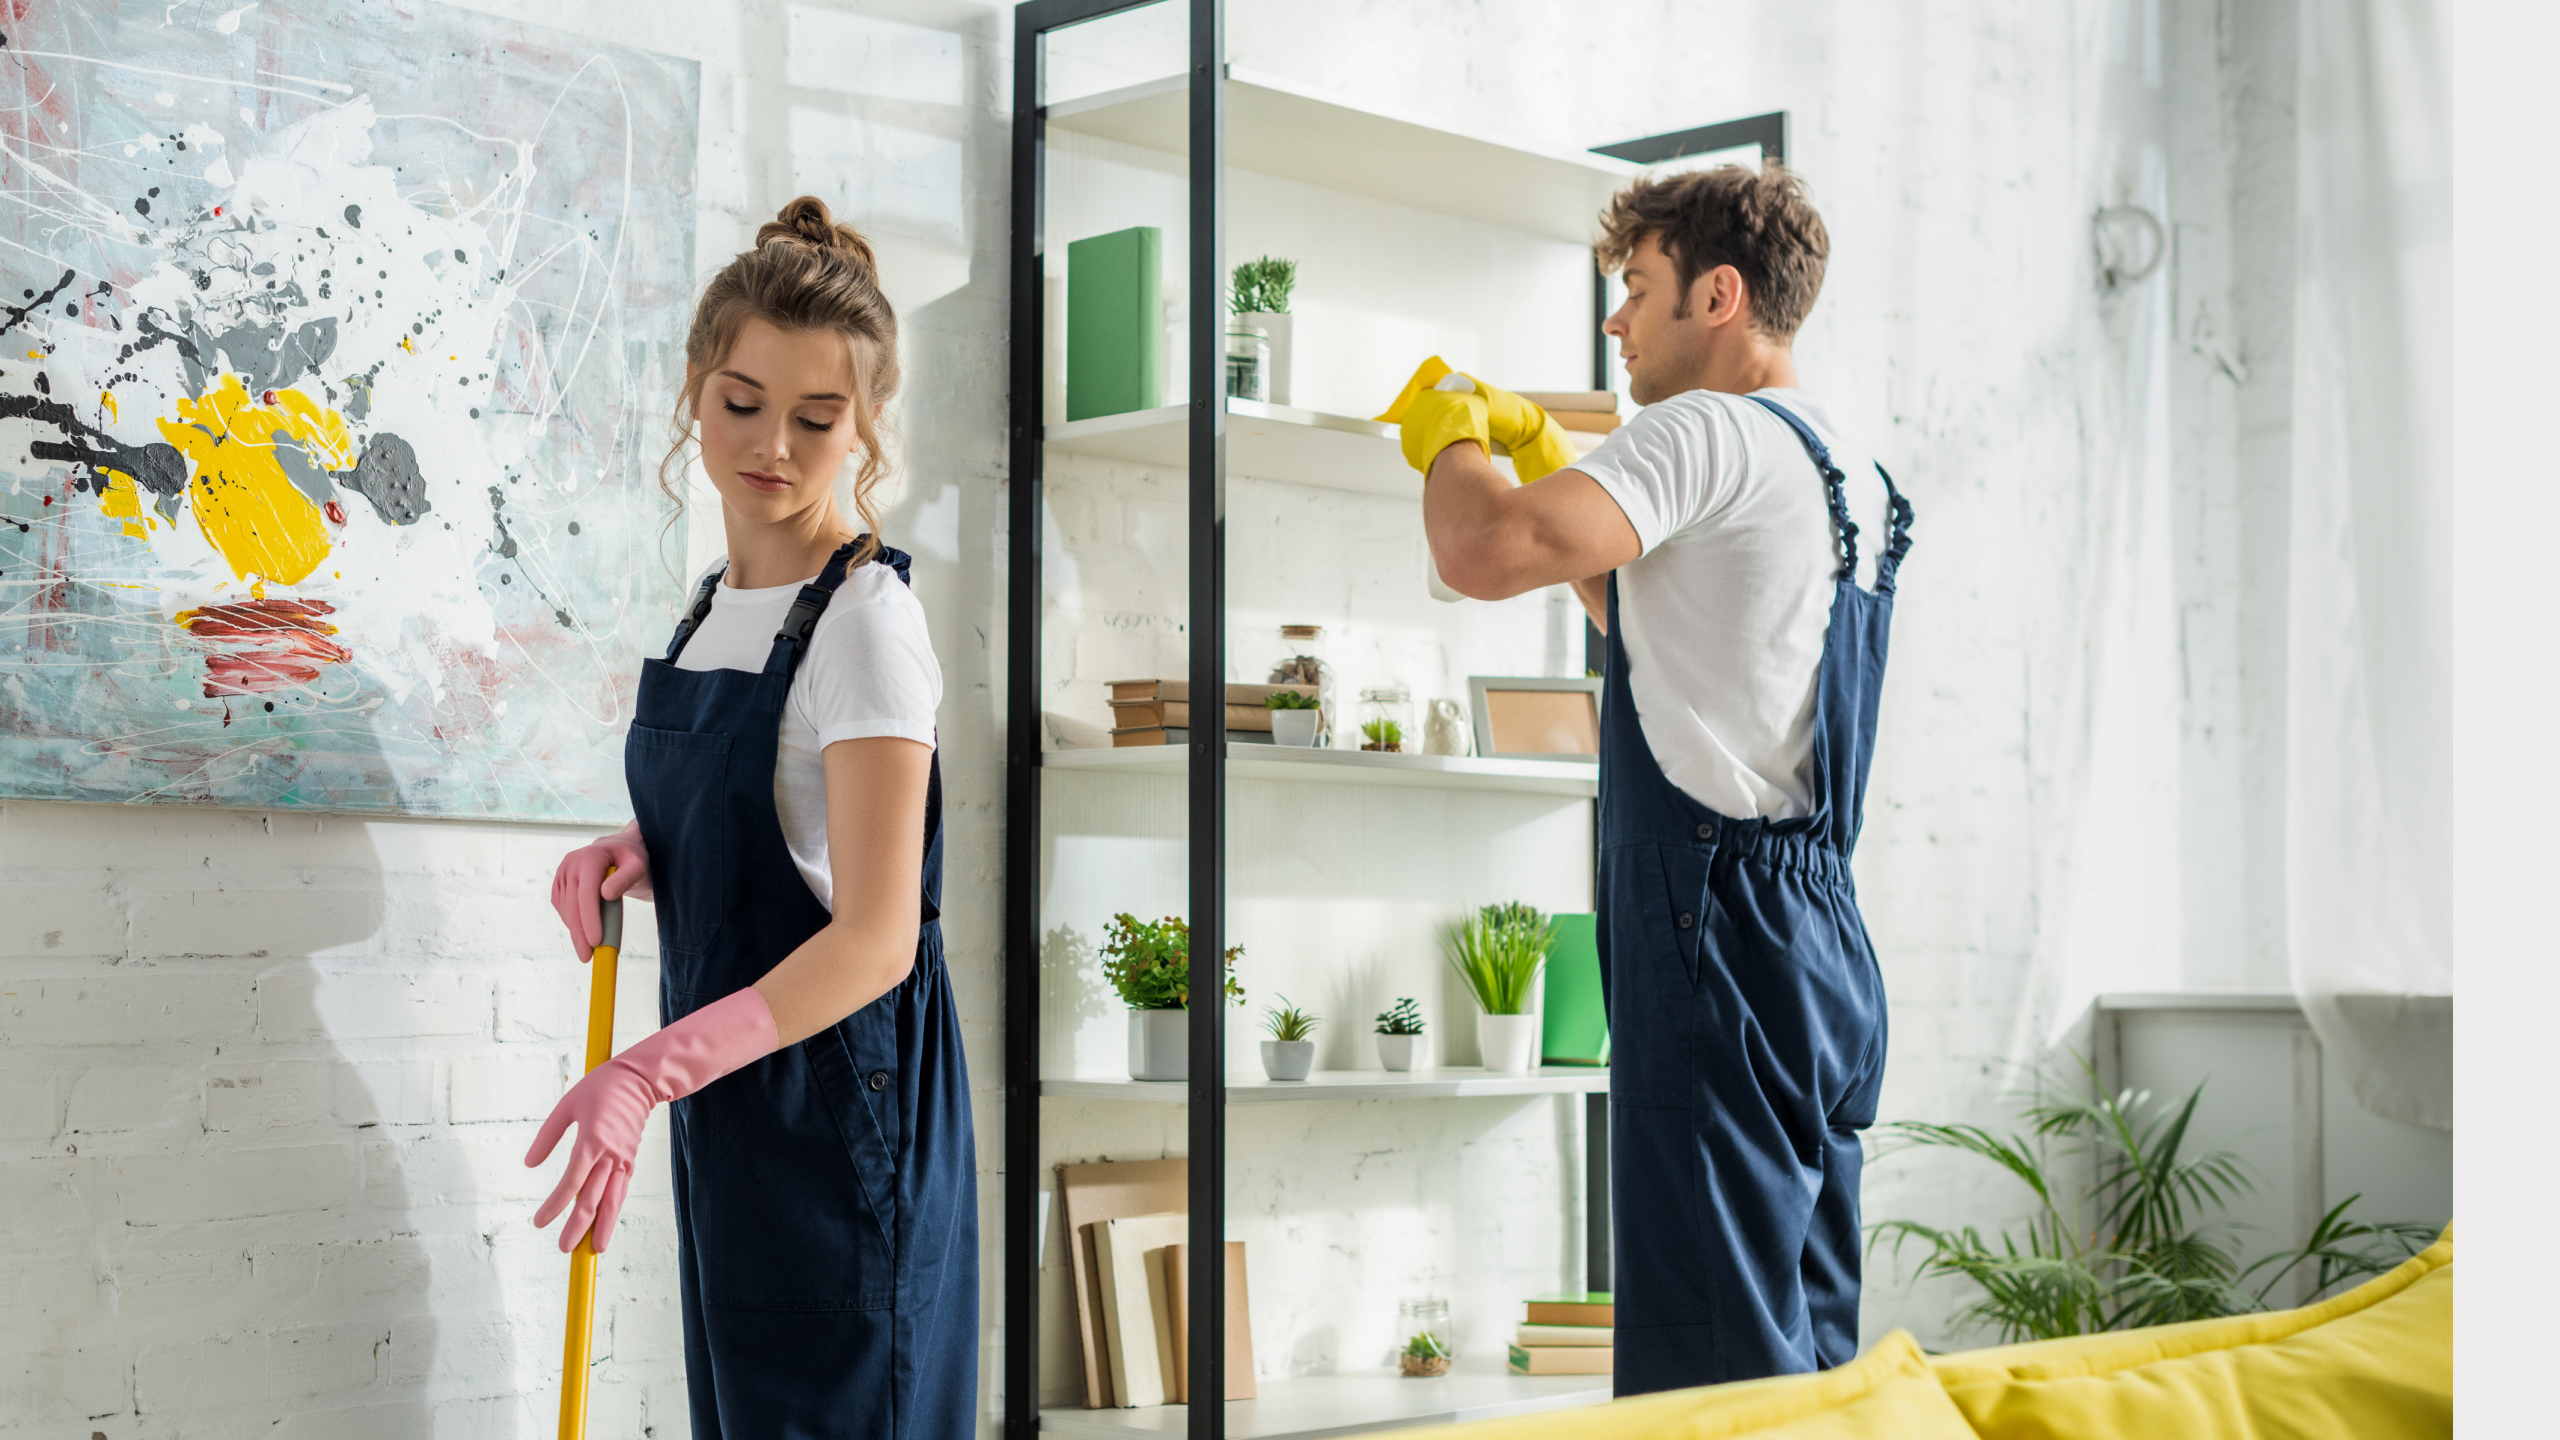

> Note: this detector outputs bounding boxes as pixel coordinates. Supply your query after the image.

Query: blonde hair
[661,195,900,565]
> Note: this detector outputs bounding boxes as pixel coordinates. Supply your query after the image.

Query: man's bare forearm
[1571,574,1610,632]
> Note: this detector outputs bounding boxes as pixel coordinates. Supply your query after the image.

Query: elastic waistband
[1604,822,1852,886]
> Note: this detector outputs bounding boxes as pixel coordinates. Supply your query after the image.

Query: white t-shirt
[671,555,941,911]
[1572,387,1894,820]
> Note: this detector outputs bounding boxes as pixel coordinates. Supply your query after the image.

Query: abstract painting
[0,0,697,820]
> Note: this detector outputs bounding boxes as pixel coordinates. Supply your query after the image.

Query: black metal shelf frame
[1007,3,1227,1435]
[1002,15,1750,1431]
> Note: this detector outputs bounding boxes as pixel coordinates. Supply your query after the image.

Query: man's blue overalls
[1599,397,1912,1394]
[628,541,976,1439]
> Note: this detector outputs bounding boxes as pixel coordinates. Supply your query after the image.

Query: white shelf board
[1044,1066,1609,1106]
[1042,742,1598,797]
[1040,1362,1612,1440]
[1046,67,1642,245]
[1048,399,1418,497]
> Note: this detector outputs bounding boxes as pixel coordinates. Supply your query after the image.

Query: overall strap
[763,539,868,677]
[1871,465,1916,596]
[664,568,725,661]
[1746,395,1859,583]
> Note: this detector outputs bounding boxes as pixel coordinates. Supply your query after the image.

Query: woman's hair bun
[757,194,878,274]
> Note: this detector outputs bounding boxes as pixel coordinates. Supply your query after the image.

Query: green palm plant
[1441,902,1553,1015]
[1869,1058,2434,1344]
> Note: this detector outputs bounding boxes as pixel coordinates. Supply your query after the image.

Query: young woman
[529,196,973,1438]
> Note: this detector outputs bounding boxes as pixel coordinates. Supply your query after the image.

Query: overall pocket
[624,723,735,951]
[670,986,899,1310]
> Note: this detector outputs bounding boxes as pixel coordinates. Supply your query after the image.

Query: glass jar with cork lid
[1269,624,1332,747]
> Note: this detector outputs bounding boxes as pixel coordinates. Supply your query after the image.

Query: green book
[1066,225,1162,421]
[1541,912,1608,1065]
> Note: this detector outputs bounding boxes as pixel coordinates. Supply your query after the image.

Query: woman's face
[692,316,869,529]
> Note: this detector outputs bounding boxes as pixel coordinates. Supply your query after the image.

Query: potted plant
[1442,902,1553,1075]
[1260,998,1319,1081]
[1374,997,1425,1072]
[1100,913,1244,1082]
[1230,254,1298,405]
[1266,688,1322,747]
[1359,717,1404,753]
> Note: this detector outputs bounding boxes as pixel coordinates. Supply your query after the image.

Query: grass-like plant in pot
[1359,717,1404,753]
[1443,902,1553,1074]
[1266,688,1322,747]
[1870,1058,2435,1343]
[1260,997,1320,1081]
[1100,913,1244,1083]
[1374,996,1425,1072]
[1399,1329,1451,1378]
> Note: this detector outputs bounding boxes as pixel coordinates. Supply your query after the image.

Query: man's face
[1603,234,1716,406]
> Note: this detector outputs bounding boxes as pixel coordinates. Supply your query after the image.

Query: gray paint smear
[190,316,338,394]
[337,432,432,525]
[272,436,335,508]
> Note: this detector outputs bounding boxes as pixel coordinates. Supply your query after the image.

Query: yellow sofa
[1400,1230,2451,1439]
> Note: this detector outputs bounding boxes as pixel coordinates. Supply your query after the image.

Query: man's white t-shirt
[671,555,942,911]
[1572,387,1893,820]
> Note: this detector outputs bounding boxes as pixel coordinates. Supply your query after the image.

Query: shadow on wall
[0,803,447,1432]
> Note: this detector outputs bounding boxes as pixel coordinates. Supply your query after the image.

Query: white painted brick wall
[1,0,2303,1434]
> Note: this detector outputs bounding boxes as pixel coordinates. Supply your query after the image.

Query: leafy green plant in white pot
[1442,902,1553,1075]
[1100,913,1243,1082]
[1266,688,1322,747]
[1261,998,1319,1081]
[1374,997,1425,1072]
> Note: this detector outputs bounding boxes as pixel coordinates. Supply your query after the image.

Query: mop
[557,888,622,1440]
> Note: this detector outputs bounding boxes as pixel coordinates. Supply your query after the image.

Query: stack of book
[1108,679,1318,748]
[1508,1291,1612,1375]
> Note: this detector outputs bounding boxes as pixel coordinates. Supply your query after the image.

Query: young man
[1401,164,1911,1393]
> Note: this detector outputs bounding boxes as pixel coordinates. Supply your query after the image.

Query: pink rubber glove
[525,987,780,1254]
[551,820,653,962]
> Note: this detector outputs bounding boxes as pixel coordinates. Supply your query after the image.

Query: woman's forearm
[753,904,920,1046]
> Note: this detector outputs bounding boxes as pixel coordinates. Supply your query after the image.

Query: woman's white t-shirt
[1571,387,1893,821]
[669,555,941,912]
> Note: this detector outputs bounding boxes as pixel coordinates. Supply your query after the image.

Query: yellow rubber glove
[1394,387,1489,476]
[1376,357,1575,483]
[1472,380,1577,484]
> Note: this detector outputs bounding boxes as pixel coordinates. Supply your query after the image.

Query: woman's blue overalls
[1599,397,1912,1395]
[626,541,976,1439]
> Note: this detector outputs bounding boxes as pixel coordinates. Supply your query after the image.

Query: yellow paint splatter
[100,390,119,423]
[155,374,357,585]
[98,469,153,538]
[399,335,416,354]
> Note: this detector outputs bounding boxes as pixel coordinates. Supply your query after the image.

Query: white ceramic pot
[1376,1033,1421,1072]
[1129,1008,1189,1082]
[1271,709,1322,746]
[1476,1013,1539,1075]
[1236,311,1292,405]
[1260,1039,1315,1081]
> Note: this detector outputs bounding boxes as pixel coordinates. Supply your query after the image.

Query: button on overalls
[1600,397,1912,1395]
[626,541,975,1439]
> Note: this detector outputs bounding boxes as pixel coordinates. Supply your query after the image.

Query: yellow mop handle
[558,885,622,1440]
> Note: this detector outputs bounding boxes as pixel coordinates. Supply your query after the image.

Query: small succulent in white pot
[1260,998,1319,1081]
[1374,996,1425,1072]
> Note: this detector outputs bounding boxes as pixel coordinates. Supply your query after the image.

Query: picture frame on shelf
[1467,676,1603,760]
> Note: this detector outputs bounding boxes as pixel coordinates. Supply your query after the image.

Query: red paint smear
[174,598,352,697]
[213,206,224,217]
[324,499,346,524]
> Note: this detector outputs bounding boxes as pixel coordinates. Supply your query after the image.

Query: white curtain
[2285,0,2453,1130]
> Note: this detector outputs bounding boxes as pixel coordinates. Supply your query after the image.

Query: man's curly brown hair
[1595,163,1830,341]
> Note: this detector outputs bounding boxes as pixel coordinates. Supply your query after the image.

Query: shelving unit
[1040,1364,1613,1440]
[1008,6,1628,1437]
[1046,1066,1611,1105]
[1046,397,1602,497]
[1041,744,1597,797]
